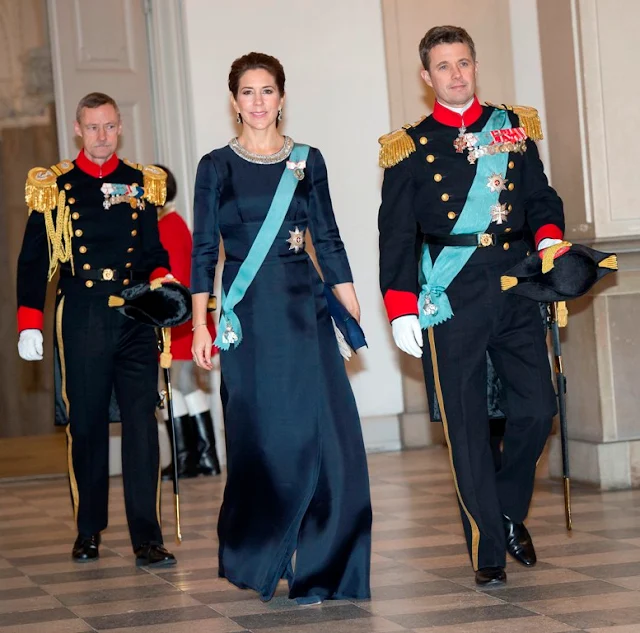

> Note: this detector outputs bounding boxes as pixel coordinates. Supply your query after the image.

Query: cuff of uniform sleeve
[384,290,419,322]
[17,307,44,333]
[534,224,563,248]
[149,267,170,281]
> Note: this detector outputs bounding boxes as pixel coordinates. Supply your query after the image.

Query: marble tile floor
[1,447,640,633]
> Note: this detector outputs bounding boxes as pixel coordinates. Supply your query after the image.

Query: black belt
[423,231,524,248]
[61,267,148,282]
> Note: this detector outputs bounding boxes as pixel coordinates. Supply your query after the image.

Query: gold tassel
[207,295,217,312]
[142,165,167,206]
[108,296,125,307]
[541,240,572,274]
[160,327,172,368]
[598,255,618,271]
[557,301,569,328]
[25,167,59,214]
[486,102,544,141]
[500,276,518,291]
[378,128,416,168]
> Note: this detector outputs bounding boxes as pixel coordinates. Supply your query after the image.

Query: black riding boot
[161,414,199,480]
[193,411,221,475]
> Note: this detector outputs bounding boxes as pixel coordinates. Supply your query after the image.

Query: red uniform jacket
[158,207,216,360]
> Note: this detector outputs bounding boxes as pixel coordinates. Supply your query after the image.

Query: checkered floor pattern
[2,447,640,632]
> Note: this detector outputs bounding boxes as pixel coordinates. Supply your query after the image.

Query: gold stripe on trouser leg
[156,455,162,528]
[428,328,481,570]
[56,297,79,523]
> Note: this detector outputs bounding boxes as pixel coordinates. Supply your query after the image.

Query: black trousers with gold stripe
[55,280,163,550]
[422,254,556,570]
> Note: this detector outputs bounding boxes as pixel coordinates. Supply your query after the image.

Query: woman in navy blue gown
[190,52,371,604]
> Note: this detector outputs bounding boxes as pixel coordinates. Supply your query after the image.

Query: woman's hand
[192,325,214,370]
[332,282,361,323]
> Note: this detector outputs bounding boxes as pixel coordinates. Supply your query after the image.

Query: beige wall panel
[381,0,516,129]
[537,0,590,240]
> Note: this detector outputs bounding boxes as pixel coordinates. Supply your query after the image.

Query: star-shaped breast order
[286,227,305,253]
[487,173,507,193]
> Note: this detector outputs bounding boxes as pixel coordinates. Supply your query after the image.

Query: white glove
[18,329,44,361]
[537,238,563,251]
[332,318,352,361]
[391,315,423,358]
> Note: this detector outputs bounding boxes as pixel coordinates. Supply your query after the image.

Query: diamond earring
[236,112,242,124]
[277,109,283,122]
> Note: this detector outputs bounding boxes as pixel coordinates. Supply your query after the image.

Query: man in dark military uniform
[378,26,564,587]
[16,92,177,567]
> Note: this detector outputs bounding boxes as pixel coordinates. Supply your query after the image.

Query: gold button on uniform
[441,193,450,202]
[447,211,457,220]
[419,136,428,145]
[434,173,442,182]
[508,161,515,169]
[57,289,62,295]
[508,204,513,211]
[79,246,87,254]
[503,243,510,251]
[125,262,132,268]
[131,230,137,236]
[127,247,134,253]
[74,229,83,237]
[505,227,512,233]
[83,263,91,270]
[508,183,515,191]
[68,197,76,204]
[64,183,72,191]
[71,212,80,220]
[131,212,138,220]
[85,280,94,288]
[426,154,435,163]
[123,279,130,286]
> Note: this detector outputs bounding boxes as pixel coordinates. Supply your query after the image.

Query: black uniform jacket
[17,151,169,332]
[378,96,564,322]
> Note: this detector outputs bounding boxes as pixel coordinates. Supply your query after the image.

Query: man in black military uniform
[17,92,177,567]
[378,26,564,587]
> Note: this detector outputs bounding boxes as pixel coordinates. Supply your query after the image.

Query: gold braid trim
[486,102,544,141]
[500,276,518,291]
[542,240,572,274]
[142,164,167,206]
[43,190,74,280]
[598,255,618,270]
[25,167,59,214]
[378,126,416,168]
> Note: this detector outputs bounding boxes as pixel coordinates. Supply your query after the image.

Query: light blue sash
[418,109,510,329]
[215,143,310,350]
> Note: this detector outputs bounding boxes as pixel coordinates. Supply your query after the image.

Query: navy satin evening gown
[191,141,372,602]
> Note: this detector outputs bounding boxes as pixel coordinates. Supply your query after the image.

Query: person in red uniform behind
[157,165,221,478]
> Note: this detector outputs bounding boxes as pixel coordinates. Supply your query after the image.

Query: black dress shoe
[503,514,537,566]
[72,534,100,562]
[475,566,506,587]
[134,542,177,567]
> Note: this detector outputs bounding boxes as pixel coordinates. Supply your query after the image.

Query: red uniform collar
[75,150,119,178]
[432,96,483,128]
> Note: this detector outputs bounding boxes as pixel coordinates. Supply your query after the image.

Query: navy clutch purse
[323,284,367,352]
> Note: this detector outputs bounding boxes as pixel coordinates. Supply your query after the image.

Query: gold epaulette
[378,116,426,168]
[25,167,58,214]
[123,159,167,206]
[142,164,167,206]
[486,102,543,141]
